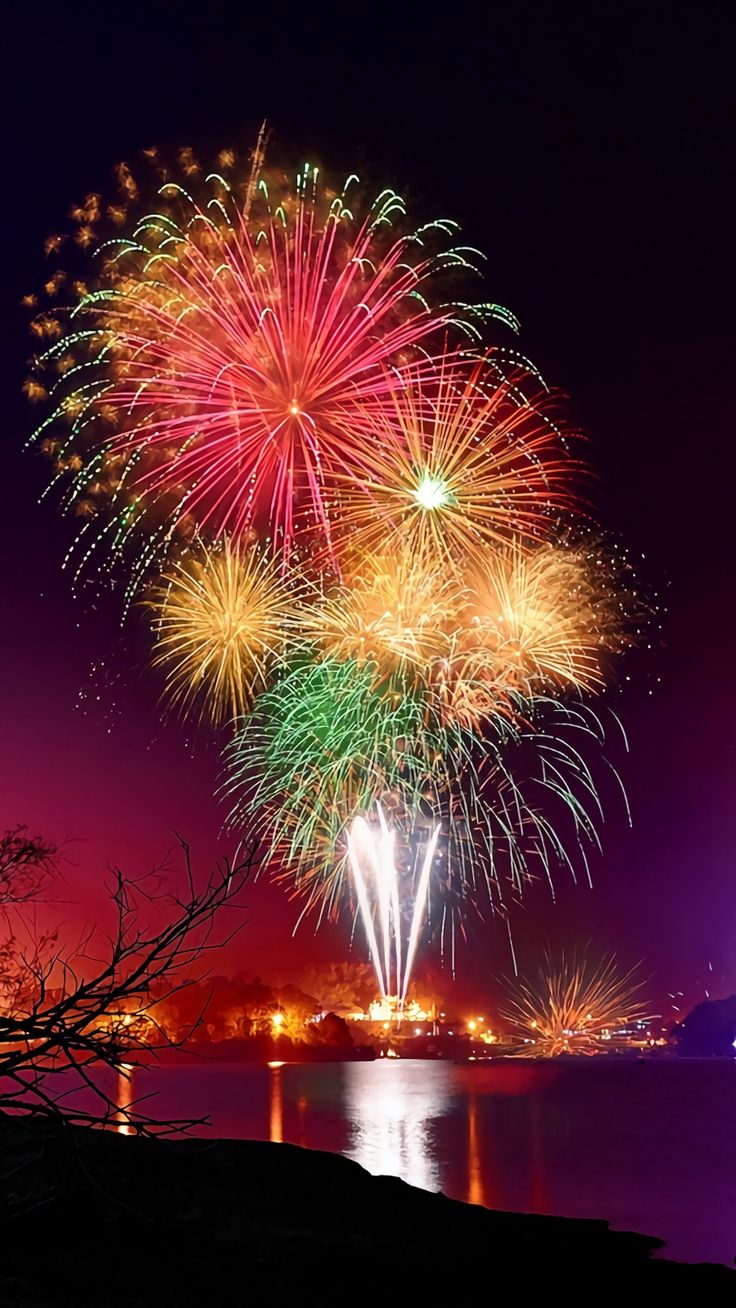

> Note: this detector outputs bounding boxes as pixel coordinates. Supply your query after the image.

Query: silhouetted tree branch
[0,828,57,907]
[0,831,255,1135]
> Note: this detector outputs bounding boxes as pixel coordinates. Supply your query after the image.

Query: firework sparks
[224,657,464,864]
[299,539,463,689]
[147,538,294,725]
[460,538,624,700]
[419,536,634,734]
[224,653,488,930]
[333,354,579,565]
[225,648,623,937]
[502,951,652,1056]
[29,152,505,576]
[347,806,441,1007]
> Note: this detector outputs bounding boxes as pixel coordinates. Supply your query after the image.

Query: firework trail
[347,806,441,1008]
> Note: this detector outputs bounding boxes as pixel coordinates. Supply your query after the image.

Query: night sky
[2,4,735,1008]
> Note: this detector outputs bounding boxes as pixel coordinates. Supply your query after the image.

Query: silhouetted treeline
[674,995,736,1057]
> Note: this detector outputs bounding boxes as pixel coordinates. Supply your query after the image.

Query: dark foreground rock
[0,1118,732,1305]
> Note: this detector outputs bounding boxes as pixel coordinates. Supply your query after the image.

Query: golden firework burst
[333,354,578,565]
[299,540,464,688]
[462,539,621,699]
[147,539,294,725]
[502,952,652,1057]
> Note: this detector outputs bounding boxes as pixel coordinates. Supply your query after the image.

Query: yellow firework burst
[462,539,621,699]
[333,354,577,565]
[502,952,652,1057]
[147,539,294,725]
[299,541,465,688]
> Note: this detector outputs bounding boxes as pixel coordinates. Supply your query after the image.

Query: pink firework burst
[39,156,507,565]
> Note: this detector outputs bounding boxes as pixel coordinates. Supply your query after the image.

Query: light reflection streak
[467,1093,484,1206]
[269,1062,283,1143]
[115,1062,134,1135]
[298,1094,308,1148]
[343,1060,451,1191]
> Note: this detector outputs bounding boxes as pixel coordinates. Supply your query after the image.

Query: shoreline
[137,1043,731,1066]
[2,1117,733,1303]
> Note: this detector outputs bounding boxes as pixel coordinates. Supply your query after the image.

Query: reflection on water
[467,1095,483,1206]
[529,1096,547,1214]
[268,1062,283,1143]
[297,1094,308,1147]
[105,1058,736,1264]
[342,1060,452,1191]
[115,1063,134,1135]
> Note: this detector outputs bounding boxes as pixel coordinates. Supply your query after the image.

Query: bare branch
[0,830,258,1136]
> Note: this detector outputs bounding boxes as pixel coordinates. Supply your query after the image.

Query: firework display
[26,134,644,987]
[28,136,508,583]
[502,952,652,1056]
[298,540,464,686]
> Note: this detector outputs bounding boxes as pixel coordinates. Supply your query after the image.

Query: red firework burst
[41,158,497,563]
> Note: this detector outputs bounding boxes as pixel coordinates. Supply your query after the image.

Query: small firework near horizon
[502,951,654,1057]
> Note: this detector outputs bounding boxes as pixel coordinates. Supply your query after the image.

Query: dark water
[119,1058,736,1265]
